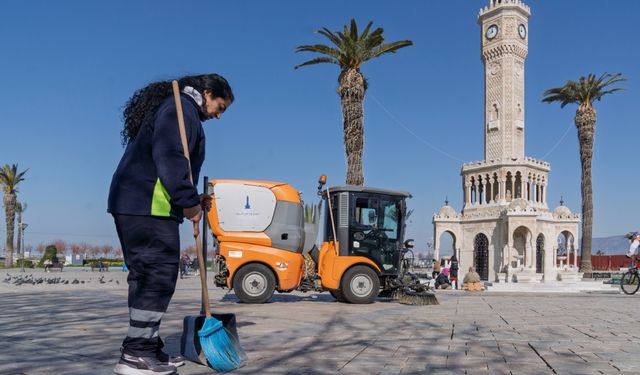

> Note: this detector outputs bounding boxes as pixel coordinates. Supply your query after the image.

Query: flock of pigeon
[3,273,120,286]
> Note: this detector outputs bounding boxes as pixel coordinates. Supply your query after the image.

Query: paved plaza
[1,268,639,375]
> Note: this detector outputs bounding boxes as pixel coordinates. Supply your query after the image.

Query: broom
[172,80,246,371]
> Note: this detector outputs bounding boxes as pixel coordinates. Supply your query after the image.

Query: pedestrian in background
[450,254,459,289]
[432,258,441,279]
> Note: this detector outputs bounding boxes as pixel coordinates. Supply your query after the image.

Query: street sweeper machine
[206,175,436,305]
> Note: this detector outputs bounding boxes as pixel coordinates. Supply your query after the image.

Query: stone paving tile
[2,270,640,374]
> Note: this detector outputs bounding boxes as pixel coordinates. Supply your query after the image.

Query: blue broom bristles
[198,318,246,372]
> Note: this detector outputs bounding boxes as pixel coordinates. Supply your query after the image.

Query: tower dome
[554,205,573,218]
[437,205,458,218]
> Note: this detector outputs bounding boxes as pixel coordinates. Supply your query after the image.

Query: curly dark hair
[120,74,234,146]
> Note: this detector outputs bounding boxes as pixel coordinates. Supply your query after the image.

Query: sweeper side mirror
[317,174,327,196]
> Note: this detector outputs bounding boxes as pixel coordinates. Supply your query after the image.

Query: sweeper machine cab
[207,176,415,304]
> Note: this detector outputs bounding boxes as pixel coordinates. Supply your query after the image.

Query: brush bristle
[199,318,247,372]
[394,290,439,306]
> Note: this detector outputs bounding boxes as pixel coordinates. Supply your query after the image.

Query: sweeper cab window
[350,195,402,273]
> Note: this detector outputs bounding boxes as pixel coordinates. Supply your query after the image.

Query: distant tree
[0,164,27,267]
[38,245,58,267]
[36,243,46,255]
[87,245,100,258]
[543,73,625,273]
[52,239,67,255]
[295,19,412,185]
[70,242,82,255]
[182,245,197,258]
[100,244,114,258]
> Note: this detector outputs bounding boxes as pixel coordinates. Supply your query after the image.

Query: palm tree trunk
[4,193,16,267]
[338,68,365,186]
[575,105,596,274]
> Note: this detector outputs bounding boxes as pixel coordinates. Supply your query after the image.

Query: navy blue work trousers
[113,214,180,357]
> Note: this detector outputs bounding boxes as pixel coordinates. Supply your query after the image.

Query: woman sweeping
[108,74,233,375]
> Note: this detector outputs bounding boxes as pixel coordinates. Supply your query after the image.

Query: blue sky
[1,0,638,253]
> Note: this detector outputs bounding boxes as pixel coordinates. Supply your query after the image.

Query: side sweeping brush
[393,250,439,306]
[394,287,439,306]
[172,80,247,371]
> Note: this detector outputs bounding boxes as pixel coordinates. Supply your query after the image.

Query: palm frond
[349,18,358,42]
[359,21,374,41]
[366,40,414,60]
[295,44,342,59]
[294,56,339,69]
[317,28,343,49]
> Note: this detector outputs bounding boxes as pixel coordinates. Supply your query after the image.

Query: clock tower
[433,0,580,286]
[478,0,530,161]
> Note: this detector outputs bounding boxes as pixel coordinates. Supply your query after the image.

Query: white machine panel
[214,183,276,232]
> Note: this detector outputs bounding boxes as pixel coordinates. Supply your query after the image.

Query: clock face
[486,24,498,39]
[518,24,527,39]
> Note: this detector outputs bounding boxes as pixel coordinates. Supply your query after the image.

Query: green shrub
[38,245,59,267]
[16,259,35,268]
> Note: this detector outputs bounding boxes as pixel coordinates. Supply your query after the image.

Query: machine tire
[233,263,276,304]
[340,265,380,304]
[329,289,345,302]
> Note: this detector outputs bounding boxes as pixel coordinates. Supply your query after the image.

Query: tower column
[465,182,471,206]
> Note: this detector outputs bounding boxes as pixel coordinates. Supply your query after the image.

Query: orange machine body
[316,241,382,290]
[207,179,305,292]
[220,242,305,291]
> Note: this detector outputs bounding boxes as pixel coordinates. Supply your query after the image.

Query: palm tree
[295,19,412,185]
[542,73,625,273]
[0,164,28,267]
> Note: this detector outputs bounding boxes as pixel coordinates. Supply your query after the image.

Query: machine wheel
[233,263,276,304]
[340,266,380,304]
[329,289,345,302]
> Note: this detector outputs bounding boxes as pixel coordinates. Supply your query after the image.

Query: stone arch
[484,174,492,204]
[515,171,522,198]
[490,102,500,121]
[492,173,499,202]
[438,230,457,258]
[557,230,577,269]
[433,226,462,263]
[477,174,484,204]
[505,171,513,201]
[512,226,533,268]
[474,233,490,280]
[470,176,476,204]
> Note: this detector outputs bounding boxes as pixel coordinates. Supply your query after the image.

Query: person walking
[108,74,234,375]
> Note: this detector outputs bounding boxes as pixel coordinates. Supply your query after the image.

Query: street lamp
[20,223,28,273]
